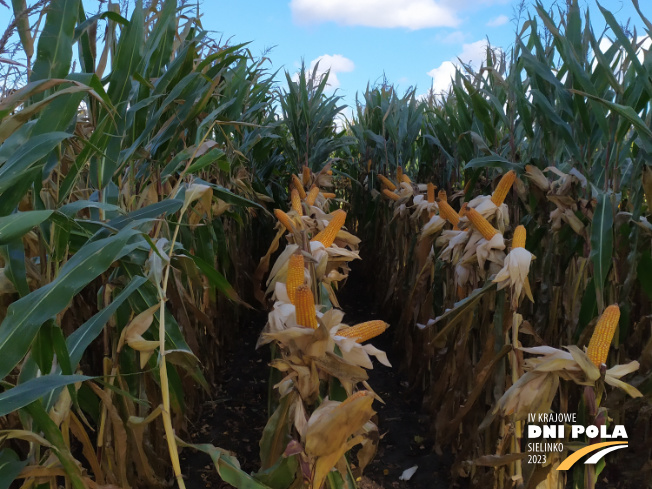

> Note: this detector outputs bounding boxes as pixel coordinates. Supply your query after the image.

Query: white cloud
[487,14,509,27]
[303,54,355,90]
[427,40,491,95]
[441,30,467,44]
[290,0,460,29]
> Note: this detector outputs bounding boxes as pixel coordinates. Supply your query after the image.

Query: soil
[181,264,458,488]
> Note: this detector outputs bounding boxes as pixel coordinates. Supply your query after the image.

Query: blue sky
[203,0,646,108]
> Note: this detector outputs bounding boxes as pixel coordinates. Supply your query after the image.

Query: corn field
[1,0,652,488]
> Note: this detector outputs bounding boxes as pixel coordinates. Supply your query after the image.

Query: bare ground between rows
[180,267,458,488]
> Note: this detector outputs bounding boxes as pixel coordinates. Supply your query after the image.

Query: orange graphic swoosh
[557,441,628,470]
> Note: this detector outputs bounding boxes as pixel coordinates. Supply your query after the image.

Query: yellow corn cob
[274,209,294,233]
[322,192,336,199]
[291,174,306,199]
[378,175,397,191]
[295,284,318,329]
[463,180,472,195]
[291,189,303,215]
[311,209,346,247]
[437,198,460,228]
[336,320,388,343]
[339,390,370,408]
[401,173,411,184]
[466,208,498,240]
[491,170,516,206]
[286,254,304,304]
[396,166,403,183]
[512,225,526,249]
[302,166,311,186]
[459,202,468,217]
[367,159,372,172]
[586,304,620,367]
[382,188,400,201]
[306,186,320,206]
[427,183,436,203]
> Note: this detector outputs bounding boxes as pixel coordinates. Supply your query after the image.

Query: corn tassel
[295,284,318,329]
[311,209,346,247]
[378,175,397,191]
[291,189,303,215]
[466,208,498,240]
[306,186,320,206]
[586,304,620,367]
[286,254,304,304]
[336,320,388,343]
[274,209,294,233]
[382,189,400,201]
[512,225,526,249]
[302,166,311,186]
[322,192,336,199]
[491,170,516,206]
[427,183,436,203]
[292,174,306,199]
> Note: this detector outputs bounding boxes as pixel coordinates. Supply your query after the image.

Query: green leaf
[177,439,273,489]
[67,276,147,367]
[464,155,522,172]
[0,449,27,489]
[0,132,71,215]
[30,0,81,82]
[590,190,614,312]
[0,375,89,416]
[0,227,138,379]
[181,251,248,305]
[0,211,52,245]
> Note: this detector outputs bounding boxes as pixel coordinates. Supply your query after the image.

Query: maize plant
[255,161,391,488]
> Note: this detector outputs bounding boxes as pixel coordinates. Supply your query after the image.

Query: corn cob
[459,202,468,217]
[306,186,320,206]
[463,179,472,195]
[396,166,403,183]
[339,390,370,408]
[336,320,388,343]
[512,225,526,249]
[286,254,304,304]
[291,174,306,199]
[382,188,400,201]
[437,197,460,229]
[367,159,372,172]
[586,304,620,367]
[491,170,516,206]
[302,166,311,186]
[291,189,303,215]
[401,173,411,184]
[322,192,336,199]
[311,209,346,247]
[295,284,318,329]
[274,209,294,233]
[466,208,498,240]
[327,170,333,175]
[427,183,436,203]
[378,175,397,191]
